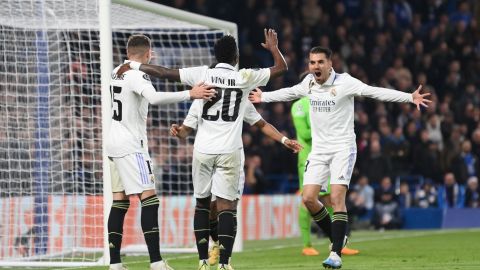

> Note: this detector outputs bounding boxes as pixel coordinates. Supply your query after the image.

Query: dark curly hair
[214,35,238,65]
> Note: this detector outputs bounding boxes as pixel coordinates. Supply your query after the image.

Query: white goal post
[0,0,239,267]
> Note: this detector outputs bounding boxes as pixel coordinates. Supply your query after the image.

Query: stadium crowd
[161,0,480,212]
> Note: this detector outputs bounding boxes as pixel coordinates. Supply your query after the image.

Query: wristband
[281,136,288,144]
[129,61,141,70]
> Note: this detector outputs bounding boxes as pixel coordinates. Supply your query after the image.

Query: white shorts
[192,149,242,201]
[212,151,245,201]
[109,152,156,195]
[303,147,357,190]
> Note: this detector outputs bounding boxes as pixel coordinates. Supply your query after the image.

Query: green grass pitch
[43,229,479,270]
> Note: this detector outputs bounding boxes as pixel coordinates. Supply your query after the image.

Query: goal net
[0,0,237,267]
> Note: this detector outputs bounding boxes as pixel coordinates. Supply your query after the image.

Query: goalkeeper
[291,95,359,256]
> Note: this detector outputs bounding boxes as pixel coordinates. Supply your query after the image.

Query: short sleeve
[239,68,271,89]
[243,101,262,126]
[126,70,156,96]
[183,100,202,129]
[179,66,209,86]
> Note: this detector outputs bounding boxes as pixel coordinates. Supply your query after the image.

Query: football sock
[209,218,219,242]
[194,205,210,260]
[141,195,162,263]
[311,207,332,242]
[218,210,235,265]
[108,200,130,264]
[232,210,238,240]
[332,212,348,256]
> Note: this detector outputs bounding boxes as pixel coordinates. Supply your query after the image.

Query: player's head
[127,34,152,64]
[308,46,332,84]
[214,35,238,66]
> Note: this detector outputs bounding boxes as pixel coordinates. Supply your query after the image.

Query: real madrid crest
[330,88,337,97]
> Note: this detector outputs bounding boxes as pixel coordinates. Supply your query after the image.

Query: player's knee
[302,194,317,210]
[196,196,211,209]
[329,196,346,210]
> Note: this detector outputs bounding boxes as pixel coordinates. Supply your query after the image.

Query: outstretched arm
[116,61,180,81]
[357,81,431,110]
[261,29,288,78]
[142,83,215,105]
[138,63,180,81]
[249,85,306,103]
[253,119,303,153]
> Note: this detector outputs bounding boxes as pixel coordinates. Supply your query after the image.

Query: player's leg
[320,186,359,256]
[211,150,241,269]
[114,153,172,270]
[297,161,318,256]
[108,158,130,270]
[302,156,332,243]
[208,198,220,266]
[323,148,357,269]
[192,150,216,269]
[215,197,236,269]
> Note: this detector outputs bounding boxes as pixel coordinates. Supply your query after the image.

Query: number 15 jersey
[179,63,270,154]
[106,64,153,157]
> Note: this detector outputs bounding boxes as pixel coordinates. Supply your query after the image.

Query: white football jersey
[179,63,270,154]
[105,64,155,157]
[262,69,413,154]
[184,99,262,130]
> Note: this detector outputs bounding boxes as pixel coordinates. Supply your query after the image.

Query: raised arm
[253,119,303,153]
[261,29,288,78]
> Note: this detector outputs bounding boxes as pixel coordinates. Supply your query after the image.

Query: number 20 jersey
[179,63,270,154]
[106,64,154,157]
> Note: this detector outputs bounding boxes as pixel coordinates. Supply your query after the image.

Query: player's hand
[411,85,432,110]
[189,82,216,101]
[116,63,131,76]
[284,139,303,153]
[261,28,278,51]
[170,124,181,137]
[248,88,263,103]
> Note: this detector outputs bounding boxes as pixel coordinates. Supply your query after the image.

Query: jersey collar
[323,68,337,86]
[215,63,235,71]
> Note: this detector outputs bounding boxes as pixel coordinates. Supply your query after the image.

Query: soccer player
[119,29,287,270]
[106,34,215,270]
[170,100,303,268]
[249,46,431,269]
[292,95,359,256]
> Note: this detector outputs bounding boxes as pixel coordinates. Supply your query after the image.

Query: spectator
[451,140,480,185]
[244,154,267,194]
[353,175,375,211]
[414,180,438,208]
[375,176,395,202]
[372,190,403,230]
[465,176,480,208]
[438,172,465,209]
[360,139,391,185]
[398,181,412,208]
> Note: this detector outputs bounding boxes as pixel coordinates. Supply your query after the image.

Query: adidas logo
[338,175,345,181]
[198,238,208,244]
[109,242,115,248]
[219,244,225,250]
